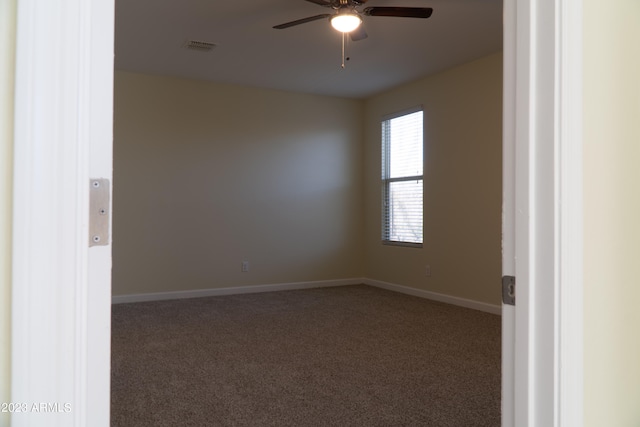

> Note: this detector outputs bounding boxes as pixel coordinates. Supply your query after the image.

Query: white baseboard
[112,277,502,315]
[363,278,502,315]
[112,278,365,304]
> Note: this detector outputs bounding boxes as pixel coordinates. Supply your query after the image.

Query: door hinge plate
[89,178,110,247]
[502,275,516,305]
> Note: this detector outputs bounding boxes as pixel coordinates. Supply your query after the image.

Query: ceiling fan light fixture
[330,13,362,33]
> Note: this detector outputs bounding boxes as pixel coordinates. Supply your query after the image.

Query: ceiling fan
[273,0,434,41]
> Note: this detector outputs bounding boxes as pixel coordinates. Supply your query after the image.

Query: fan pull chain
[341,32,351,69]
[341,32,346,68]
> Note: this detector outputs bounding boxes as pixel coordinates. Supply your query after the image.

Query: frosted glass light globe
[330,14,362,33]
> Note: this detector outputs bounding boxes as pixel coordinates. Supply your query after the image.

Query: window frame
[381,106,424,248]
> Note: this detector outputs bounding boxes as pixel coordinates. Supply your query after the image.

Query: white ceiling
[115,0,503,99]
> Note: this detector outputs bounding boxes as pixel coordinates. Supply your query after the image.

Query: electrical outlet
[425,265,431,277]
[241,261,249,272]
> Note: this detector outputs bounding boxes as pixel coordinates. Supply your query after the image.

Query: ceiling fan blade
[350,25,368,41]
[304,0,334,7]
[362,7,433,18]
[273,14,331,29]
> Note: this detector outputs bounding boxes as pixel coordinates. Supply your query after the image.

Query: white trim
[0,0,16,424]
[507,0,585,425]
[84,0,114,423]
[112,278,365,304]
[112,278,502,316]
[364,279,502,315]
[555,0,583,424]
[11,0,113,426]
[12,0,91,424]
[513,0,534,424]
[501,0,517,425]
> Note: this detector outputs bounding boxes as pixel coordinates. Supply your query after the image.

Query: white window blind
[381,108,423,246]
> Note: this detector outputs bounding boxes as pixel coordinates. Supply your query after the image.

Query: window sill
[382,241,423,249]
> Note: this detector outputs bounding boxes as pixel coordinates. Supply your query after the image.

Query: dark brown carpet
[111,285,501,426]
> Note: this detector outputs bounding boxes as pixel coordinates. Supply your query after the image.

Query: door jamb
[11,0,114,425]
[504,0,584,425]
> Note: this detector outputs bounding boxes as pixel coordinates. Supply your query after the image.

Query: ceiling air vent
[183,40,217,52]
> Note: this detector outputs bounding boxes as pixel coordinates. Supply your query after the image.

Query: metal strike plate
[89,178,110,247]
[502,275,516,306]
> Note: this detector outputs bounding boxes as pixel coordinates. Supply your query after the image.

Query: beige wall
[113,72,364,295]
[0,0,15,423]
[114,55,503,304]
[583,0,640,425]
[363,53,503,305]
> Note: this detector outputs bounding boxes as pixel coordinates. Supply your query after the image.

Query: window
[381,108,423,246]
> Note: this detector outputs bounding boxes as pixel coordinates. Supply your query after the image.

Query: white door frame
[11,0,114,426]
[502,0,583,426]
[10,0,582,426]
